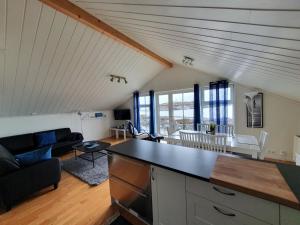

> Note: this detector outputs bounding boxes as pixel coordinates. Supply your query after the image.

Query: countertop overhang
[106,139,300,210]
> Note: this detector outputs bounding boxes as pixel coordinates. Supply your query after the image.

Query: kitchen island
[106,139,300,225]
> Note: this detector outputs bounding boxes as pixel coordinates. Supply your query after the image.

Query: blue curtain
[193,84,201,131]
[209,80,229,131]
[149,90,156,135]
[133,91,141,132]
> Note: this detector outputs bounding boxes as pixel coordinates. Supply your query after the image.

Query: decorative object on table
[209,122,216,135]
[62,154,108,186]
[244,92,263,128]
[109,74,128,84]
[72,141,111,168]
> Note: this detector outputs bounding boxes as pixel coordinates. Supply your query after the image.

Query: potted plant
[209,122,216,135]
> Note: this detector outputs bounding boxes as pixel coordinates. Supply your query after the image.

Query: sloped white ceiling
[0,0,165,117]
[71,0,300,101]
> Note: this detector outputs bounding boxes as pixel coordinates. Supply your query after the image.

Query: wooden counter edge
[210,177,300,211]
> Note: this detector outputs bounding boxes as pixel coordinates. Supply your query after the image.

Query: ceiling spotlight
[109,74,128,84]
[182,56,194,66]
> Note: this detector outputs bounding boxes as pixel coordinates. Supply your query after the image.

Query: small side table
[110,128,126,140]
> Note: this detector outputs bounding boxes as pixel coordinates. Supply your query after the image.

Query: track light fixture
[182,56,194,66]
[109,74,128,84]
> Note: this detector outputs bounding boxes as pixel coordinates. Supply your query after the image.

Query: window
[139,95,150,132]
[202,84,234,124]
[157,94,169,135]
[156,89,194,135]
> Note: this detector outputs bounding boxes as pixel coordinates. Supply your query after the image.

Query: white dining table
[165,130,261,159]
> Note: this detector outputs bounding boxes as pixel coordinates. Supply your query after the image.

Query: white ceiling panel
[0,0,164,117]
[72,0,300,10]
[71,0,300,101]
[0,0,6,49]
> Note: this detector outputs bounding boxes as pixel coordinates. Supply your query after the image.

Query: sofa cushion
[55,128,71,142]
[0,133,35,155]
[0,144,20,176]
[35,131,56,147]
[15,146,52,167]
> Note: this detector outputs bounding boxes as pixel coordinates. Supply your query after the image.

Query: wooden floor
[0,137,128,225]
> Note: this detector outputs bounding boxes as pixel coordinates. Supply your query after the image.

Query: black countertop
[106,139,300,209]
[106,139,222,181]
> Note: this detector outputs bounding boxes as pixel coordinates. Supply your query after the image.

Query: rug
[62,153,108,186]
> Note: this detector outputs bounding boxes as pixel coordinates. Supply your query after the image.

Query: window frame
[201,83,235,125]
[139,93,150,132]
[155,88,194,135]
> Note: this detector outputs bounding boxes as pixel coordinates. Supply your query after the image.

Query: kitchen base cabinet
[150,166,299,225]
[187,193,269,225]
[280,205,300,225]
[151,166,187,225]
[187,177,279,225]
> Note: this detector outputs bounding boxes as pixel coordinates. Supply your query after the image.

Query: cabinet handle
[213,206,236,217]
[213,186,235,196]
[151,167,155,181]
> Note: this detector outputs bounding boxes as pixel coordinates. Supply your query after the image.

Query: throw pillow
[35,131,56,147]
[0,144,20,176]
[15,146,52,167]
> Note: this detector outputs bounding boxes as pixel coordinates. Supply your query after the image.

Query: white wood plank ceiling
[71,0,300,101]
[0,0,164,117]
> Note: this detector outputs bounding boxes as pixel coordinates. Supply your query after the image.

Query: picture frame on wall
[246,92,263,128]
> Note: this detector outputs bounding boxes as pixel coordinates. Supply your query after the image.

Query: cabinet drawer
[108,154,150,190]
[110,176,152,222]
[186,177,279,225]
[187,193,269,225]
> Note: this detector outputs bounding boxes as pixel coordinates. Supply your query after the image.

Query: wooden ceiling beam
[39,0,172,68]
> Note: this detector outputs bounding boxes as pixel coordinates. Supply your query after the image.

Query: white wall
[0,111,114,141]
[121,65,300,160]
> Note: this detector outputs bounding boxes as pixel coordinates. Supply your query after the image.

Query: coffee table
[72,141,111,167]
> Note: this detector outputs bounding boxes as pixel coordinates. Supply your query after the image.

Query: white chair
[197,123,210,133]
[258,130,268,160]
[201,133,227,153]
[217,124,235,136]
[179,131,202,149]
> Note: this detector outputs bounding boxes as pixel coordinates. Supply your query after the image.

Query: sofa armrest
[0,158,61,208]
[66,132,83,142]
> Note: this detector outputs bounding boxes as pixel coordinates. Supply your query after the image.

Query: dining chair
[197,123,210,132]
[217,124,235,136]
[201,133,227,153]
[258,130,268,160]
[179,131,202,149]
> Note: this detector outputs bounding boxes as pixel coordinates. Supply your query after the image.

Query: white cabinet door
[187,193,269,225]
[280,205,300,225]
[186,177,279,225]
[151,166,187,225]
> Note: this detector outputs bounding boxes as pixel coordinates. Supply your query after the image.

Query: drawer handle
[213,186,235,196]
[213,206,236,217]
